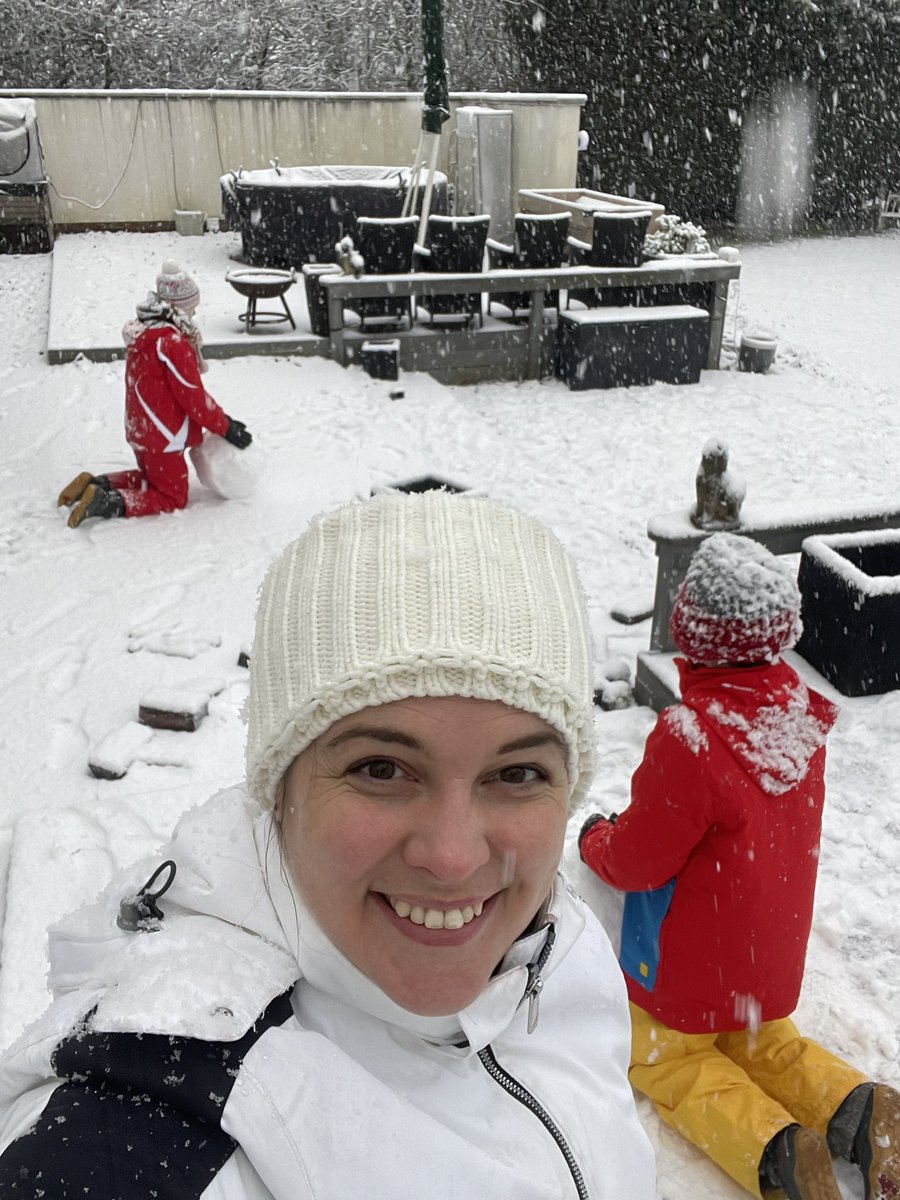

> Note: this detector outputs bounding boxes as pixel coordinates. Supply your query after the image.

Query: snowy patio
[2,227,900,1200]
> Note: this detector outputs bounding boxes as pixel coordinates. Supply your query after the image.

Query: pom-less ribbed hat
[155,260,200,309]
[246,491,597,812]
[670,532,802,666]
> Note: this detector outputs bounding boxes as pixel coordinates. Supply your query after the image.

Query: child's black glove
[578,812,618,860]
[224,417,252,449]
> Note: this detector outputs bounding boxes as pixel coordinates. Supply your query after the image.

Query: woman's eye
[497,764,545,785]
[353,758,403,781]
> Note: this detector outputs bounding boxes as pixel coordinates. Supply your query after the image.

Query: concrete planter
[797,529,900,695]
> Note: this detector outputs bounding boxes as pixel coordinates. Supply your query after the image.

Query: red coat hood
[676,658,839,796]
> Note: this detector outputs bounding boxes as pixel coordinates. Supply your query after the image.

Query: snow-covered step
[138,678,226,732]
[88,721,154,781]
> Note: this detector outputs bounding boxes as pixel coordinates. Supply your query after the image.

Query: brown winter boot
[67,484,125,529]
[760,1125,842,1200]
[853,1084,900,1200]
[57,472,110,507]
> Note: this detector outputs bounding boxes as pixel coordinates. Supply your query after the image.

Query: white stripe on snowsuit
[156,339,201,390]
[135,382,190,453]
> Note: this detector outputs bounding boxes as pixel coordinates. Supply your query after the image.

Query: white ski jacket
[0,787,655,1199]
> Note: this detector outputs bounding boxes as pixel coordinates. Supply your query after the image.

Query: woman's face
[279,696,570,1017]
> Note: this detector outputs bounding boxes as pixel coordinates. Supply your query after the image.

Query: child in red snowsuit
[580,532,900,1200]
[59,261,252,528]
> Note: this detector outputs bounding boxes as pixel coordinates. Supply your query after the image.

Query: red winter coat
[581,658,839,1033]
[124,323,229,455]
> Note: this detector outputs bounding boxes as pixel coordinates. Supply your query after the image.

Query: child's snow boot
[852,1084,900,1200]
[67,484,125,529]
[57,472,110,507]
[760,1124,842,1200]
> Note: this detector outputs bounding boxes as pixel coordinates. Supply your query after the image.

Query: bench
[634,501,900,710]
[321,258,740,383]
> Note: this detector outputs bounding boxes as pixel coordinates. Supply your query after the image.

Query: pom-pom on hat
[669,532,802,666]
[155,260,200,309]
[246,490,597,813]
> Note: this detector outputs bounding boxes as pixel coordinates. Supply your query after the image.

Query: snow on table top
[561,305,708,324]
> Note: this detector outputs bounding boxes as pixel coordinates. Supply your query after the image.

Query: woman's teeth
[389,898,485,929]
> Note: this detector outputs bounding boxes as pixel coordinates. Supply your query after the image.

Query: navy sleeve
[0,989,294,1198]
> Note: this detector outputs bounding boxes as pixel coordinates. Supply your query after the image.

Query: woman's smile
[375,891,496,943]
[280,696,569,1015]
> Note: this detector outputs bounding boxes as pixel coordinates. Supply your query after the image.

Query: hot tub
[220,165,448,268]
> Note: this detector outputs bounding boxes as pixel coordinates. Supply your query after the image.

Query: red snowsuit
[581,657,838,1032]
[110,321,230,518]
[580,657,865,1197]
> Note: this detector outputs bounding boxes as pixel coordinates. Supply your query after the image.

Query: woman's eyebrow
[496,732,568,758]
[324,726,425,751]
[323,727,567,758]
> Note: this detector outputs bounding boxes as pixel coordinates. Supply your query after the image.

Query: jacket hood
[47,788,581,1052]
[675,658,839,795]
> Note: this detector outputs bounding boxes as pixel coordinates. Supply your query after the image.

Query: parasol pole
[416,0,450,245]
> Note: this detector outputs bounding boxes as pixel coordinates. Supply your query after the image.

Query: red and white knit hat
[155,260,200,309]
[669,532,802,666]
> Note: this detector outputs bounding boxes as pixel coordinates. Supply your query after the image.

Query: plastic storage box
[556,305,708,390]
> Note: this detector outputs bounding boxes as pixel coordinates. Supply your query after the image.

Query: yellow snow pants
[629,1003,867,1197]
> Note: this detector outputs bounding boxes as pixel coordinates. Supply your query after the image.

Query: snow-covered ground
[2,227,899,1200]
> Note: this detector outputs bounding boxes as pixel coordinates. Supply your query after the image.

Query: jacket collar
[49,788,582,1050]
[254,803,575,1052]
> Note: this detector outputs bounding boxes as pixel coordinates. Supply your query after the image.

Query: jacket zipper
[477,1043,589,1199]
[476,923,588,1199]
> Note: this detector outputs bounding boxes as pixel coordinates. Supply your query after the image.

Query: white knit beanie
[155,259,200,309]
[246,491,597,813]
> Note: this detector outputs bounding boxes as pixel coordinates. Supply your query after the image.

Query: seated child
[580,531,899,1200]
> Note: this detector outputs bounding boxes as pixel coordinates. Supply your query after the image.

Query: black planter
[359,339,400,380]
[302,264,341,336]
[797,530,900,696]
[739,333,777,373]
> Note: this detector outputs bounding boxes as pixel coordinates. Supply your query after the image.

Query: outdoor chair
[413,214,490,326]
[345,215,419,329]
[566,209,653,308]
[486,212,570,318]
[879,192,900,229]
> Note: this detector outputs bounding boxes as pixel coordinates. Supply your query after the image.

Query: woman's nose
[403,782,491,882]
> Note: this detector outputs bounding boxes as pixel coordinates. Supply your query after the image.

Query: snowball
[190,436,260,500]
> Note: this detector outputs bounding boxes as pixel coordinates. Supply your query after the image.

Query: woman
[58,260,252,528]
[0,490,655,1198]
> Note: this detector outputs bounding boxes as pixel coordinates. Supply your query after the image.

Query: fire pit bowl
[226,268,296,330]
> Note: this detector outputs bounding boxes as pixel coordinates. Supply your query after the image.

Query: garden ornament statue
[692,437,746,530]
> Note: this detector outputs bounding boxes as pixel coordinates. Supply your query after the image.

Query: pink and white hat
[155,260,200,309]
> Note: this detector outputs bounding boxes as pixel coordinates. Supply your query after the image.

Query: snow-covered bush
[643,214,711,258]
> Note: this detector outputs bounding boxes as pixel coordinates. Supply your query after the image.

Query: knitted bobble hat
[669,531,802,666]
[155,260,200,309]
[246,491,597,813]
